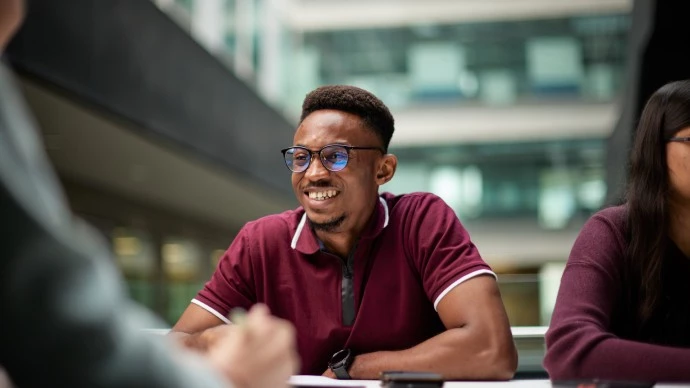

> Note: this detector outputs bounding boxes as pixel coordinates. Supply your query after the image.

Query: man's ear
[375,154,397,185]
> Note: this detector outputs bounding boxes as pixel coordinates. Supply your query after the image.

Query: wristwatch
[328,348,354,379]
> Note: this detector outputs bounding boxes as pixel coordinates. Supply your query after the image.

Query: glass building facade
[122,0,632,326]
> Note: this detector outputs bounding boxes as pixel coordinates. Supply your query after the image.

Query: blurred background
[4,0,690,374]
[2,0,631,324]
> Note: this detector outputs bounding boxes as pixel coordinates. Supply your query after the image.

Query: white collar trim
[290,196,390,250]
[291,213,307,249]
[379,196,389,228]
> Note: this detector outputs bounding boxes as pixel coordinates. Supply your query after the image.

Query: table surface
[288,376,689,388]
[142,326,550,338]
[292,379,551,387]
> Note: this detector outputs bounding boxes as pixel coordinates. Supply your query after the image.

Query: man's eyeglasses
[280,144,384,173]
[668,137,690,143]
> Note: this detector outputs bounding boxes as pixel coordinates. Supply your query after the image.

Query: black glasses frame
[668,137,690,143]
[280,143,384,172]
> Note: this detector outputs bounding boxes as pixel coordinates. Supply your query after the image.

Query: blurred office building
[5,0,634,328]
[151,0,632,327]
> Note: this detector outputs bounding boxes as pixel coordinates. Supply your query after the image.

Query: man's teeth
[308,190,339,201]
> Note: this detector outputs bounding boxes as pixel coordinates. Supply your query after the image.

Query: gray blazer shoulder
[0,64,226,388]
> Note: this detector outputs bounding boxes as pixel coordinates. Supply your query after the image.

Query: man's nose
[304,154,330,180]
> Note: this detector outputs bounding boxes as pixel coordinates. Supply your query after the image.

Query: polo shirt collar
[290,196,390,254]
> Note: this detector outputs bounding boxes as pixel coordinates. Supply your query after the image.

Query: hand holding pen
[207,304,300,388]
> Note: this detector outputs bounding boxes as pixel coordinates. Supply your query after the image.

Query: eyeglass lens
[284,145,349,172]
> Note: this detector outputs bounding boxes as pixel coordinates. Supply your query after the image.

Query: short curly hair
[300,85,395,151]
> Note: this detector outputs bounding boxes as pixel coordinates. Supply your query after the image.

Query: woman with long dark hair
[544,80,690,382]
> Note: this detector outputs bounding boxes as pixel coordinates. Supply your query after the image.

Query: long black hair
[626,80,690,330]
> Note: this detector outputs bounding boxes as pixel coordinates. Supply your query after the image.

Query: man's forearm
[347,327,516,380]
[169,330,211,352]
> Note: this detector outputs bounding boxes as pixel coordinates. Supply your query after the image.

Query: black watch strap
[328,348,353,379]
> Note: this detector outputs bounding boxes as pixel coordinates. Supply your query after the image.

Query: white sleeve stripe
[191,298,231,324]
[433,269,497,311]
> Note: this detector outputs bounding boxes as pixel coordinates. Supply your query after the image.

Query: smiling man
[172,85,517,380]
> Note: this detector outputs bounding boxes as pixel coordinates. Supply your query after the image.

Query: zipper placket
[340,242,357,326]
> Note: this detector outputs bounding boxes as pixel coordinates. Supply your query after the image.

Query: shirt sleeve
[0,65,227,388]
[544,210,690,382]
[193,228,257,320]
[403,193,495,310]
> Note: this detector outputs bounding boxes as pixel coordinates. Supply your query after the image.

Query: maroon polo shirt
[193,192,494,375]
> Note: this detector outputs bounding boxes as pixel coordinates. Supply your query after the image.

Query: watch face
[330,349,351,366]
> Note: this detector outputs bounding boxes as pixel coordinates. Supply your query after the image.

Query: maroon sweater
[544,205,690,382]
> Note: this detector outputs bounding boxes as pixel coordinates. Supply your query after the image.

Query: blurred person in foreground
[172,85,517,380]
[0,0,298,386]
[544,80,690,383]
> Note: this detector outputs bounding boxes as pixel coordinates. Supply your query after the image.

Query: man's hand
[321,368,336,379]
[205,304,300,388]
